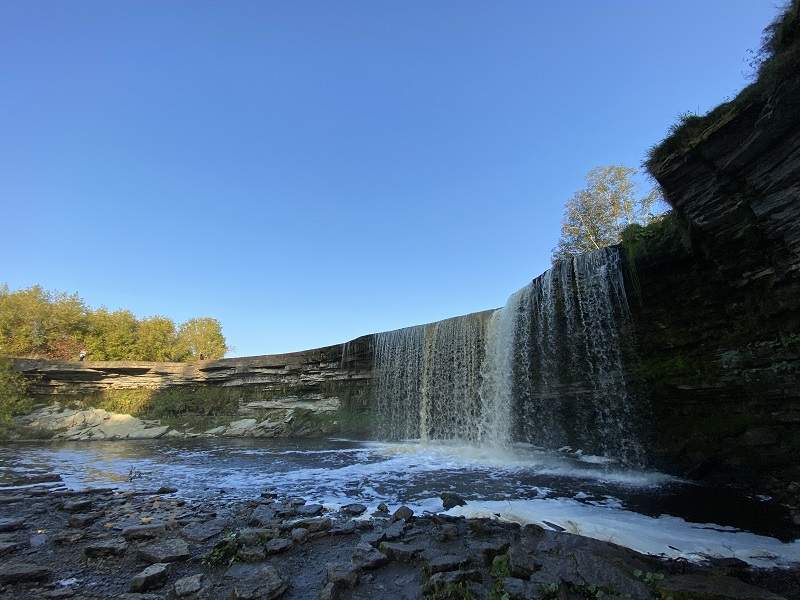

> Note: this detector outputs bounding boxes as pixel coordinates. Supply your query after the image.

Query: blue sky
[0,1,779,357]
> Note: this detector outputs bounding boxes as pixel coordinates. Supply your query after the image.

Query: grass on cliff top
[645,0,800,175]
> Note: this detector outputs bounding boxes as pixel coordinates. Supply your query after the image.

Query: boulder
[129,563,170,592]
[231,564,288,600]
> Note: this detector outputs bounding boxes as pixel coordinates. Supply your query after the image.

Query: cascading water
[372,246,647,465]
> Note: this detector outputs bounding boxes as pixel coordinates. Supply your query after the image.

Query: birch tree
[552,165,663,262]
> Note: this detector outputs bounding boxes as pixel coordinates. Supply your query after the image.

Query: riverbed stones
[250,504,278,525]
[389,505,413,523]
[351,541,389,569]
[296,503,324,517]
[174,573,204,597]
[265,537,293,554]
[138,537,191,563]
[129,563,170,592]
[0,562,53,584]
[181,519,227,541]
[0,517,25,532]
[425,554,471,574]
[340,503,367,516]
[379,541,422,563]
[122,522,167,540]
[62,498,93,512]
[84,538,129,557]
[231,564,288,600]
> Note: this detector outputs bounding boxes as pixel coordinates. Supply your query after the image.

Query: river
[1,437,798,568]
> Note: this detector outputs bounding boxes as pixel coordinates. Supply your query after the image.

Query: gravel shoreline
[1,481,798,600]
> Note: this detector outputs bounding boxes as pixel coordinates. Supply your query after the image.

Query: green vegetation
[0,283,228,361]
[0,357,36,434]
[552,165,664,262]
[646,0,800,173]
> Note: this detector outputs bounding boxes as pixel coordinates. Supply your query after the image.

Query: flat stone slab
[352,541,389,569]
[379,541,422,563]
[84,538,129,557]
[0,517,25,532]
[122,523,167,540]
[265,537,293,555]
[231,564,288,600]
[0,562,53,584]
[181,519,227,541]
[138,538,191,563]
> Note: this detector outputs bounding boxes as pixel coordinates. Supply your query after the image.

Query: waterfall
[371,246,647,465]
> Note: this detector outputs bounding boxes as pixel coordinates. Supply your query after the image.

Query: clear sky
[0,1,780,357]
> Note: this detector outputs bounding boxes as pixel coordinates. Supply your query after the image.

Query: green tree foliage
[551,165,663,262]
[136,316,179,361]
[0,284,89,359]
[0,284,228,362]
[176,317,229,360]
[0,357,33,430]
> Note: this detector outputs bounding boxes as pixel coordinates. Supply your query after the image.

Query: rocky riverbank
[1,479,798,600]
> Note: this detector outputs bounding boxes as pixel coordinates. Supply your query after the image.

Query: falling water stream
[373,247,646,465]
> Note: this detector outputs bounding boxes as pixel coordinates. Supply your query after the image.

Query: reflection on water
[0,438,797,549]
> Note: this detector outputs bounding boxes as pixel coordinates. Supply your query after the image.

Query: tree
[176,317,228,360]
[85,308,139,360]
[552,165,664,262]
[135,316,178,361]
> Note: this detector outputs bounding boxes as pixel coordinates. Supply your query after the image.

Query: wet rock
[389,505,413,523]
[359,531,386,547]
[122,523,167,540]
[507,544,541,579]
[425,554,471,574]
[296,503,324,517]
[473,540,510,566]
[156,486,178,494]
[351,541,389,570]
[0,561,53,584]
[68,512,101,528]
[239,527,280,545]
[174,573,204,597]
[237,545,266,562]
[0,517,25,532]
[232,564,288,600]
[423,569,482,595]
[440,493,467,510]
[291,527,309,544]
[265,537,293,555]
[382,520,406,540]
[84,538,129,557]
[293,516,331,534]
[29,533,48,548]
[138,537,191,563]
[658,574,788,600]
[433,523,460,542]
[271,502,297,518]
[52,529,84,545]
[341,503,367,516]
[181,519,227,542]
[376,502,389,513]
[62,498,92,513]
[329,520,356,535]
[250,504,278,526]
[0,541,23,556]
[501,576,542,599]
[325,561,359,589]
[129,563,170,592]
[379,541,422,563]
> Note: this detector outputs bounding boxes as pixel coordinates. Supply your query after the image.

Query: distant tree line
[0,284,228,362]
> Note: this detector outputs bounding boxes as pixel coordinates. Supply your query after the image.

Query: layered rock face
[651,74,800,284]
[641,73,800,501]
[12,337,374,438]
